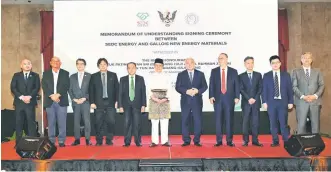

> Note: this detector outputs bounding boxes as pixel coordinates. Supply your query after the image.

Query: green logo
[137,12,149,20]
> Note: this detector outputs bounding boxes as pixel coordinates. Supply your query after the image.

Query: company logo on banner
[136,12,149,27]
[157,10,177,27]
[185,13,199,25]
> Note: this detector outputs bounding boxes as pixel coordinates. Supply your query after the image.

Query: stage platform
[2,135,331,171]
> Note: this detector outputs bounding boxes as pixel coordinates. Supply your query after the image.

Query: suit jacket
[68,72,91,106]
[209,66,240,104]
[239,71,262,109]
[42,69,70,108]
[262,71,294,107]
[89,71,119,108]
[291,68,324,106]
[118,75,146,109]
[175,69,208,108]
[10,71,41,107]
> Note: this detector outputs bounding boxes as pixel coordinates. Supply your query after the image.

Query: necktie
[221,69,226,94]
[305,69,309,79]
[189,72,193,83]
[274,72,280,98]
[79,73,83,88]
[248,73,252,85]
[102,73,107,98]
[129,76,135,101]
[24,73,28,84]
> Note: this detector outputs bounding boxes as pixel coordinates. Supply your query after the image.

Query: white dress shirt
[273,70,281,99]
[128,74,136,92]
[23,71,30,78]
[220,67,228,90]
[78,72,84,88]
[52,70,59,94]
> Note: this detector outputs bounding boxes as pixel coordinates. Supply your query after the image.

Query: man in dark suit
[89,58,119,146]
[42,57,70,147]
[118,62,146,147]
[11,59,40,144]
[239,56,263,147]
[209,53,240,147]
[262,55,294,147]
[175,58,207,147]
[69,58,92,146]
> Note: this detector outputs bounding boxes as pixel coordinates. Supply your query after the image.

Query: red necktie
[221,69,226,94]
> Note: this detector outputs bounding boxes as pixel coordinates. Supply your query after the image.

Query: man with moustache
[11,59,40,144]
[262,55,294,147]
[209,53,240,147]
[175,57,207,147]
[119,62,146,147]
[42,57,70,147]
[89,58,119,146]
[239,56,263,147]
[291,52,324,134]
[69,58,92,146]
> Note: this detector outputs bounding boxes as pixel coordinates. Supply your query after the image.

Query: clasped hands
[302,95,317,103]
[186,88,199,97]
[73,98,87,104]
[20,95,32,104]
[50,93,61,103]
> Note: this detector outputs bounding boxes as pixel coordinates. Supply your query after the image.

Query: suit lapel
[244,72,251,87]
[216,67,221,88]
[134,76,138,94]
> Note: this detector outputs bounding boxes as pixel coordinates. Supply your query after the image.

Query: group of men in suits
[10,52,324,147]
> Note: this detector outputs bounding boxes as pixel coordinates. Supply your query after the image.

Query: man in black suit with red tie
[11,59,40,144]
[118,62,146,147]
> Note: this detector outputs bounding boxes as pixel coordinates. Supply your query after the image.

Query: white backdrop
[54,0,278,113]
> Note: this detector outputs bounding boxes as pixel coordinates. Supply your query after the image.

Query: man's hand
[288,104,293,109]
[210,97,215,104]
[234,98,239,104]
[186,89,194,96]
[119,107,124,113]
[141,106,145,113]
[248,98,256,105]
[79,98,87,103]
[303,96,310,102]
[115,102,118,108]
[159,98,168,104]
[22,96,31,104]
[307,95,317,102]
[91,104,97,109]
[192,88,199,95]
[263,103,268,109]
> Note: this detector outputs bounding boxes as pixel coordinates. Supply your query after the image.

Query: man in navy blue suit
[239,56,263,147]
[262,55,294,147]
[176,58,208,147]
[209,53,240,147]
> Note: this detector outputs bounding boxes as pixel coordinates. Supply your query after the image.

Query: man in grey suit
[292,52,324,134]
[69,59,92,146]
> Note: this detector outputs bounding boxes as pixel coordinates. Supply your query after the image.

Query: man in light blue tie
[175,58,208,147]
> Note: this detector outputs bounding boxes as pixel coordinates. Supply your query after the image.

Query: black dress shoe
[162,142,171,147]
[136,143,142,147]
[252,142,263,147]
[86,139,92,146]
[59,143,66,147]
[242,142,249,146]
[123,144,130,147]
[181,142,190,147]
[149,143,157,147]
[271,142,280,147]
[95,142,102,146]
[71,140,80,146]
[194,143,202,147]
[214,142,222,147]
[106,141,113,146]
[227,142,235,147]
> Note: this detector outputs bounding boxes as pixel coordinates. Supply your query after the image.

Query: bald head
[20,59,32,72]
[50,56,62,71]
[185,57,195,71]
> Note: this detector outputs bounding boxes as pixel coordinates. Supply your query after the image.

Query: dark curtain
[40,11,53,134]
[278,9,289,71]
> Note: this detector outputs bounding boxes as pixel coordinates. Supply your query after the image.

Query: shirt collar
[303,66,311,71]
[129,74,135,78]
[23,71,30,75]
[247,71,253,74]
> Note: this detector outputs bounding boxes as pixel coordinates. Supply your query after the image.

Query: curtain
[278,9,289,71]
[40,11,53,134]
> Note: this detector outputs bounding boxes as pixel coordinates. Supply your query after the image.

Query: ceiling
[2,0,331,4]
